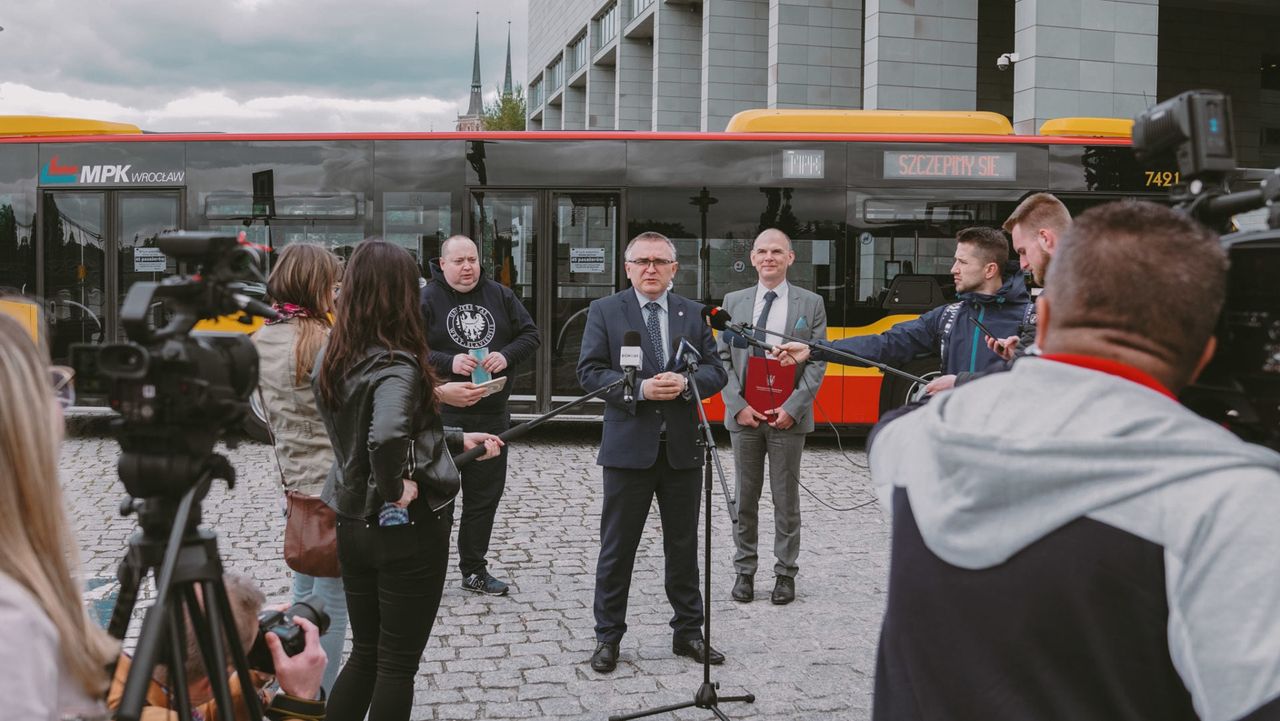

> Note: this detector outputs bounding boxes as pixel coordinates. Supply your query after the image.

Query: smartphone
[971,317,999,341]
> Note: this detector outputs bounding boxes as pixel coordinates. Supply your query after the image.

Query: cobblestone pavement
[62,417,889,720]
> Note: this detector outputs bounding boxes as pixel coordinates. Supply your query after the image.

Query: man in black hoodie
[421,235,540,596]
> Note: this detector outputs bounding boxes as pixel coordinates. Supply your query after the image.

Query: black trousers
[443,411,510,578]
[328,501,453,721]
[594,448,704,645]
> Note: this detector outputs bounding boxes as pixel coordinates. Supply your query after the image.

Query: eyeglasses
[626,258,675,268]
[50,365,75,410]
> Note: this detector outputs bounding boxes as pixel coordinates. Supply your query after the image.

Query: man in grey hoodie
[868,200,1280,721]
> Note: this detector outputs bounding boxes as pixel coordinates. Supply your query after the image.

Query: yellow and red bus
[0,112,1161,431]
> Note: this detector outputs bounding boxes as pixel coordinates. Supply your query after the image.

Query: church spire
[465,12,484,116]
[503,22,513,99]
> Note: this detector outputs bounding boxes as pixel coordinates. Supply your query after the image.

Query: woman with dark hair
[252,242,348,693]
[314,240,501,721]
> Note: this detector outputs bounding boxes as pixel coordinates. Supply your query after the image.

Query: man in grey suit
[578,231,729,673]
[718,228,827,605]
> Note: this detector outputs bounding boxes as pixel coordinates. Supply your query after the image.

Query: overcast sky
[0,0,528,132]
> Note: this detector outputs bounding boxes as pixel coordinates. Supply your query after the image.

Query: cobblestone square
[63,418,888,720]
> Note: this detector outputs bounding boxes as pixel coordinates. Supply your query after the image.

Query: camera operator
[0,309,118,721]
[105,572,326,721]
[867,201,1280,720]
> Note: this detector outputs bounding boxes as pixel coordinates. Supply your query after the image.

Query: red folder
[744,355,795,412]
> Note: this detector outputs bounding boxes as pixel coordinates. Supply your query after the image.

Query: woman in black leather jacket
[314,240,501,721]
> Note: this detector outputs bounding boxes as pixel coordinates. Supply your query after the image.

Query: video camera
[1133,90,1280,449]
[69,232,276,499]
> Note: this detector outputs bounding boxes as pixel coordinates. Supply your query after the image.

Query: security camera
[996,52,1019,71]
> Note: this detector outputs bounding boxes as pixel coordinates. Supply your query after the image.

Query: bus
[0,112,1166,433]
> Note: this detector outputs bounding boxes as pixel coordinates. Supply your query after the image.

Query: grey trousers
[730,425,805,578]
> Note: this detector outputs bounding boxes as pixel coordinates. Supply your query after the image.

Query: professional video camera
[70,232,284,721]
[1133,90,1280,449]
[71,231,275,497]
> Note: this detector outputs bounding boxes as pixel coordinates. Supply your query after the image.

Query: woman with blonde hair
[0,310,118,719]
[252,242,349,693]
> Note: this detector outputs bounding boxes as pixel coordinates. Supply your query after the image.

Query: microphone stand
[611,346,755,721]
[452,376,626,466]
[730,321,929,386]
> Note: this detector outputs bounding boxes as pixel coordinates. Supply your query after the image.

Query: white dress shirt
[752,280,790,343]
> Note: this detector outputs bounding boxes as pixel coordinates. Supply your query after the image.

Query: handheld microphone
[674,336,702,370]
[620,330,642,403]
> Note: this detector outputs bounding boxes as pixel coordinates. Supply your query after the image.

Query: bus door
[40,189,180,364]
[468,189,622,416]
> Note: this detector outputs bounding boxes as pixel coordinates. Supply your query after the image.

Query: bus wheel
[878,357,941,414]
[242,392,272,444]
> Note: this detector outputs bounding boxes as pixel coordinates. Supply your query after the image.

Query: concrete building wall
[587,63,617,129]
[864,0,978,110]
[702,0,769,131]
[527,0,1279,139]
[529,0,598,83]
[563,83,588,129]
[653,3,703,130]
[770,0,862,110]
[1012,0,1158,134]
[618,37,655,130]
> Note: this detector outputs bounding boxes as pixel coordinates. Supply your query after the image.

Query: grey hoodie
[870,357,1280,721]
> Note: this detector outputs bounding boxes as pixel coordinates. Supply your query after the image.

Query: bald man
[717,229,827,605]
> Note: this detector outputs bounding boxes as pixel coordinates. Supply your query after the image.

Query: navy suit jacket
[577,289,727,470]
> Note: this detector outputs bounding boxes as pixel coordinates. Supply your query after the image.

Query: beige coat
[253,321,334,496]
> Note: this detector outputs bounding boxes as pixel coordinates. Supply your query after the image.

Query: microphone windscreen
[622,330,642,347]
[703,306,733,331]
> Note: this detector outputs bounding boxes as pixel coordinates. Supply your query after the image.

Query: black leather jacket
[313,347,462,519]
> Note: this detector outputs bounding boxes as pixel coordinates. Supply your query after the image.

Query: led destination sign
[883,150,1016,181]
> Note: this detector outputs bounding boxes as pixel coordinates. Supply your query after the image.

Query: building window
[1264,54,1280,92]
[568,33,586,74]
[1262,127,1280,147]
[630,0,654,21]
[529,78,543,108]
[594,2,618,51]
[547,56,563,92]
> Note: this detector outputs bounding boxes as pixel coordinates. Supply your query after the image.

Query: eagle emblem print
[447,304,497,348]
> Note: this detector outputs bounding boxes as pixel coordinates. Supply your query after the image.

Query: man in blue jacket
[774,227,1029,378]
[577,231,728,674]
[421,235,540,597]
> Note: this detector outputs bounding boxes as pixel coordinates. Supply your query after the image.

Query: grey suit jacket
[717,283,827,433]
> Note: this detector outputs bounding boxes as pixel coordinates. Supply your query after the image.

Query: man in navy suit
[577,231,729,674]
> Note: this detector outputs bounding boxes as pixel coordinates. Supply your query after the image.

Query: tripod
[106,453,263,721]
[611,345,755,721]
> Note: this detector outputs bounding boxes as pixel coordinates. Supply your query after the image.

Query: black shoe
[590,641,620,673]
[771,576,795,605]
[673,637,725,665]
[731,574,753,603]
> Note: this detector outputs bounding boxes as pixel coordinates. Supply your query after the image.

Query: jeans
[326,501,454,721]
[291,573,349,694]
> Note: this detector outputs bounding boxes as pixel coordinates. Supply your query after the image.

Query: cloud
[0,0,527,132]
[0,83,465,133]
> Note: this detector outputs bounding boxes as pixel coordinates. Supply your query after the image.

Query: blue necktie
[645,301,667,368]
[752,290,777,357]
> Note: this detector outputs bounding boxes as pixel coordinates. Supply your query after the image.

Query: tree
[483,84,527,131]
